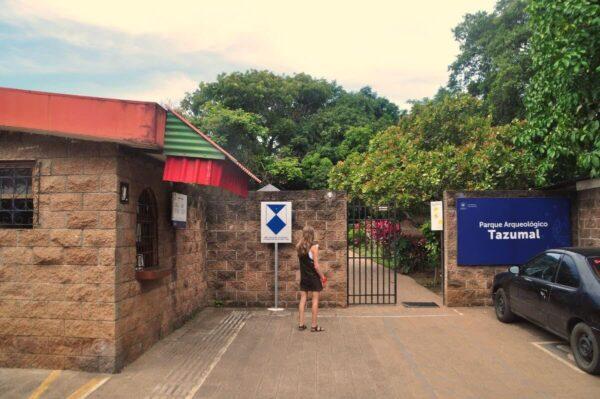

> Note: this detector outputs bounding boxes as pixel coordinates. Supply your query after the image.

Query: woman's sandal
[298,325,307,331]
[310,325,325,332]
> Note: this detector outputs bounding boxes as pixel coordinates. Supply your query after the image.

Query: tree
[518,0,600,184]
[400,93,489,150]
[181,70,399,188]
[329,94,536,212]
[448,0,531,125]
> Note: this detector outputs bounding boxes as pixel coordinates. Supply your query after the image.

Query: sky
[0,0,496,109]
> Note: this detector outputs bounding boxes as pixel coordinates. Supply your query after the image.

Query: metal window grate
[136,188,158,269]
[0,162,35,228]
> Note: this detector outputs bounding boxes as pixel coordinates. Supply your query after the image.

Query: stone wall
[0,131,120,372]
[114,149,210,369]
[205,190,347,308]
[443,190,577,307]
[0,131,211,373]
[576,184,600,247]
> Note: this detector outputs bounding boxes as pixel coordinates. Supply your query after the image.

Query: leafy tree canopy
[448,0,531,125]
[181,70,399,188]
[329,94,536,211]
[518,0,600,184]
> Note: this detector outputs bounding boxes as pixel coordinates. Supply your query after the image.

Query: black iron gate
[347,203,400,305]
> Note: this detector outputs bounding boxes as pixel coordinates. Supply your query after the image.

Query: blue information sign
[457,197,571,266]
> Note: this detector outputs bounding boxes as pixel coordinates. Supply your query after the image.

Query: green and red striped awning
[162,110,260,197]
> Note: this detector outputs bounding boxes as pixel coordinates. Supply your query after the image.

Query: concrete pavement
[2,274,600,398]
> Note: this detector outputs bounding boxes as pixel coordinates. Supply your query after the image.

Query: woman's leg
[311,291,320,327]
[299,291,307,326]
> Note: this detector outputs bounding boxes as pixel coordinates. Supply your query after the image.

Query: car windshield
[589,257,600,279]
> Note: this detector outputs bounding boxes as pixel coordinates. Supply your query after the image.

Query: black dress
[299,247,323,292]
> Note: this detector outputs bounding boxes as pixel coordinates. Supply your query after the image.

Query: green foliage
[329,94,536,212]
[261,155,304,188]
[189,103,268,171]
[181,70,399,188]
[401,93,489,149]
[448,0,532,125]
[518,0,600,184]
[420,221,441,268]
[390,235,431,274]
[300,152,334,189]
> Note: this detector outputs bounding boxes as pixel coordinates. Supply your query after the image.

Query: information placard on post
[261,201,292,311]
[430,201,443,231]
[261,202,292,243]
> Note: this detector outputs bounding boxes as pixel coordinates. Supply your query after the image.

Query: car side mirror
[509,266,519,275]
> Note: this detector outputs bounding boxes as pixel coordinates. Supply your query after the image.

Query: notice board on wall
[457,197,571,266]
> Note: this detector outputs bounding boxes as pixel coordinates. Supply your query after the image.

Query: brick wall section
[205,190,347,308]
[0,132,211,373]
[0,131,119,372]
[443,190,577,307]
[576,187,600,247]
[114,150,210,369]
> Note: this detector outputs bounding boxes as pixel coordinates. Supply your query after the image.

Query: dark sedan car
[492,248,600,374]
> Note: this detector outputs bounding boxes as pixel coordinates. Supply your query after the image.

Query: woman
[297,225,326,332]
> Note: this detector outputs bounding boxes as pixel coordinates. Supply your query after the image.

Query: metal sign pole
[274,242,279,308]
[269,242,283,311]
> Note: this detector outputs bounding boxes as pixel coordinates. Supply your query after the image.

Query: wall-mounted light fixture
[120,182,130,204]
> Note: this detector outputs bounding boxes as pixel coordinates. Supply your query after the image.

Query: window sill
[135,267,172,281]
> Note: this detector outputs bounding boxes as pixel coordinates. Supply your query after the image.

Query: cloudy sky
[0,0,496,108]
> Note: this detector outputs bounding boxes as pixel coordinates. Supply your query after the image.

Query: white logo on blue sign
[266,204,286,234]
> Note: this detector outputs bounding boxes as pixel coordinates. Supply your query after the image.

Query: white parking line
[319,313,459,318]
[531,341,585,374]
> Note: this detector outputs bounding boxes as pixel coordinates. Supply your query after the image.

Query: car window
[522,253,561,281]
[555,255,580,287]
[589,257,600,279]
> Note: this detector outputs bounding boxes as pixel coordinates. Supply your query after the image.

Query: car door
[516,252,561,325]
[546,254,581,337]
[509,256,540,314]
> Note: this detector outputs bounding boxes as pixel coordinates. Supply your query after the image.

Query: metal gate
[347,203,400,305]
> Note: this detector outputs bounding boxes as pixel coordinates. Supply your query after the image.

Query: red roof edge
[0,87,166,149]
[166,108,262,184]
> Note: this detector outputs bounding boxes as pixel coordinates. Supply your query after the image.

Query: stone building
[0,88,264,372]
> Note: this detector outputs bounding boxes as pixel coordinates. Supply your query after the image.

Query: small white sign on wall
[172,192,187,228]
[430,201,443,231]
[261,201,292,243]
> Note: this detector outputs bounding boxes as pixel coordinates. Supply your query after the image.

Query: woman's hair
[296,225,315,256]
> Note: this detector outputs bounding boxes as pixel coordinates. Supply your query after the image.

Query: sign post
[430,201,444,287]
[261,201,292,311]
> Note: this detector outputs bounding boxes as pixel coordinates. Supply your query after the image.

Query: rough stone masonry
[204,190,348,308]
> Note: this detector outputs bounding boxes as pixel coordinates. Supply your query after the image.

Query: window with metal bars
[136,188,158,269]
[0,162,35,228]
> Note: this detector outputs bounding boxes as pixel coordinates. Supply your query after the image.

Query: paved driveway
[2,275,600,398]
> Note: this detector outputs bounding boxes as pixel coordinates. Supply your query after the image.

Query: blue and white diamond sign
[261,201,292,243]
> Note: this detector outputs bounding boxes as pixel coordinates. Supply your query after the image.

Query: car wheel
[494,288,516,323]
[570,322,600,375]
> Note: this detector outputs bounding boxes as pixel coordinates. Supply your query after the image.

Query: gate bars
[347,203,400,305]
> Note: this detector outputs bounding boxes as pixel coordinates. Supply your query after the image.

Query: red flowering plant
[365,219,402,245]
